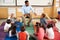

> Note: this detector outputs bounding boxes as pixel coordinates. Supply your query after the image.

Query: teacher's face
[25,2,29,6]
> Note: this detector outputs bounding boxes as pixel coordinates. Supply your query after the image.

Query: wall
[0,7,53,18]
[0,0,58,19]
[53,0,58,18]
[0,7,8,18]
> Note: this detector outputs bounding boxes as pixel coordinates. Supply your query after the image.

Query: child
[8,13,16,23]
[4,19,11,32]
[34,22,39,33]
[40,13,47,31]
[18,26,29,40]
[46,24,54,40]
[5,24,17,40]
[15,18,23,32]
[35,23,45,40]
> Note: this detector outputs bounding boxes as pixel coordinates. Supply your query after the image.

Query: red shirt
[18,32,27,40]
[37,28,44,40]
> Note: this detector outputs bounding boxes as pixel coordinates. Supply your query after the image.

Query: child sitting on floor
[46,24,54,40]
[34,22,39,33]
[35,22,45,40]
[8,13,16,23]
[40,13,47,31]
[15,18,23,32]
[5,24,17,40]
[4,19,11,32]
[18,26,29,40]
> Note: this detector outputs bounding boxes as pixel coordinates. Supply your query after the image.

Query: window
[56,0,60,7]
[17,0,53,7]
[0,0,16,6]
[0,0,53,7]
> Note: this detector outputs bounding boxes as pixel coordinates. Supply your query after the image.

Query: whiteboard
[0,0,16,6]
[17,0,53,6]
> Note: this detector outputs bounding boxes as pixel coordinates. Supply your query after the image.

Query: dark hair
[36,23,43,33]
[36,22,42,27]
[47,24,53,28]
[8,24,16,35]
[36,22,45,32]
[6,19,11,24]
[25,0,29,3]
[42,14,46,18]
[36,22,39,25]
[21,26,25,32]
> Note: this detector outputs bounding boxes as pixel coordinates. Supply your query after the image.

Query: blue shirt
[22,5,34,14]
[40,18,47,25]
[15,21,23,32]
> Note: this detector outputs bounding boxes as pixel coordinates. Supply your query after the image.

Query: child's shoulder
[18,31,27,35]
[25,31,28,33]
[18,31,28,34]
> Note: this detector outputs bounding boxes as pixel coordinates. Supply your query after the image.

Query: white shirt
[22,5,34,14]
[46,28,54,39]
[4,23,11,32]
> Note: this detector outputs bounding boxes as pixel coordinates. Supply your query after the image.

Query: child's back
[37,27,44,40]
[36,23,44,40]
[46,24,54,40]
[46,27,54,39]
[40,13,47,25]
[40,14,47,31]
[4,19,11,32]
[18,26,28,40]
[15,21,23,27]
[18,32,27,40]
[5,24,17,40]
[15,20,23,32]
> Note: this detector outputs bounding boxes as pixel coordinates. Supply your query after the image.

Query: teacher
[21,0,36,26]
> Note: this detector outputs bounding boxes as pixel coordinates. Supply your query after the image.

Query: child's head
[38,23,45,29]
[10,13,14,18]
[41,13,46,18]
[36,22,42,28]
[21,26,25,32]
[36,22,39,25]
[16,18,20,22]
[6,19,11,24]
[36,22,42,27]
[36,23,44,32]
[47,24,53,28]
[36,22,45,30]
